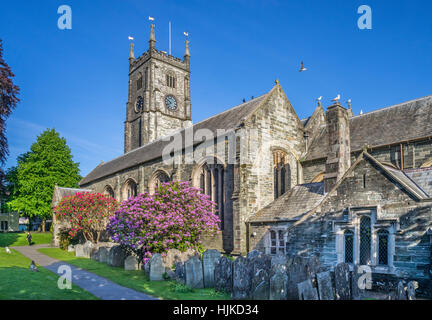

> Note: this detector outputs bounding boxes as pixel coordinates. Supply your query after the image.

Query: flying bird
[332,94,341,102]
[5,247,11,254]
[299,61,307,72]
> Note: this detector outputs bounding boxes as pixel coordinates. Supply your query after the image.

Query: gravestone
[185,256,204,289]
[214,256,233,293]
[286,256,308,299]
[124,255,139,271]
[269,264,288,300]
[74,244,84,257]
[351,265,368,300]
[407,281,417,300]
[246,250,262,260]
[334,262,351,300]
[98,247,109,263]
[250,269,269,300]
[248,252,271,283]
[107,245,126,267]
[396,281,407,300]
[175,261,186,285]
[149,254,164,281]
[67,244,75,252]
[142,260,150,276]
[298,278,319,300]
[90,247,99,261]
[305,255,321,277]
[232,256,252,300]
[316,271,334,300]
[82,241,94,258]
[271,253,288,267]
[202,249,221,288]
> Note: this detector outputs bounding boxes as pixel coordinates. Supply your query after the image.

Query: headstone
[98,247,109,263]
[396,281,407,300]
[185,256,204,289]
[269,264,288,300]
[351,265,368,300]
[82,241,94,258]
[124,255,139,271]
[271,253,288,267]
[334,262,351,300]
[316,271,334,300]
[202,249,221,288]
[214,256,233,293]
[250,269,269,300]
[246,250,262,260]
[298,278,319,300]
[232,256,252,300]
[90,247,100,261]
[248,252,271,280]
[67,244,75,252]
[149,253,164,281]
[175,261,186,284]
[305,255,321,276]
[286,256,308,299]
[74,244,84,257]
[407,281,418,300]
[107,245,126,267]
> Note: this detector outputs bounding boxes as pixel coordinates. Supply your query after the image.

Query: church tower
[124,24,192,153]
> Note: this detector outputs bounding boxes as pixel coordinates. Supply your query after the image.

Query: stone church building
[78,24,432,290]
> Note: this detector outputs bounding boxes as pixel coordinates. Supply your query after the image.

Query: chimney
[324,102,351,193]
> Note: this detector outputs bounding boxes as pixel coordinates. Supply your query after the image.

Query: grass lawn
[0,232,52,247]
[39,248,231,300]
[0,247,97,300]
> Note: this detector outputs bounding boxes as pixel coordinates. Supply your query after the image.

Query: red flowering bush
[107,181,221,263]
[54,192,118,243]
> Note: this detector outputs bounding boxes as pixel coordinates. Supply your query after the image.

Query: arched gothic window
[273,150,291,199]
[149,170,171,194]
[123,179,138,200]
[378,229,389,266]
[196,160,225,230]
[344,230,354,264]
[104,186,115,199]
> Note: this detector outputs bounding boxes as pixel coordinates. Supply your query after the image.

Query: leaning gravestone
[185,256,204,289]
[269,264,288,300]
[232,256,252,300]
[124,255,139,271]
[74,244,84,257]
[175,261,186,285]
[202,249,221,288]
[251,269,269,300]
[334,262,351,300]
[82,241,94,258]
[298,278,319,300]
[396,281,407,300]
[98,247,109,264]
[351,265,368,300]
[149,253,164,281]
[286,256,308,299]
[316,271,334,300]
[406,281,417,300]
[214,256,233,293]
[107,245,126,267]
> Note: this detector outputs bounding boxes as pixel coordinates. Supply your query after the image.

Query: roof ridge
[352,95,432,119]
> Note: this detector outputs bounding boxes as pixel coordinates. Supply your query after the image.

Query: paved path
[12,244,157,300]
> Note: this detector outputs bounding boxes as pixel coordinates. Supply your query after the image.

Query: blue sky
[1,0,431,177]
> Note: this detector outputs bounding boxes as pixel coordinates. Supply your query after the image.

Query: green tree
[8,129,81,231]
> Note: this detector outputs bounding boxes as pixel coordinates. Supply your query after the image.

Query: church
[78,24,432,291]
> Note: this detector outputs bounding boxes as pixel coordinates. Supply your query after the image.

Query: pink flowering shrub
[54,192,118,243]
[106,180,221,263]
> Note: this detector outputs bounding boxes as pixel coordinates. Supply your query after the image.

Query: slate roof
[305,95,432,161]
[249,182,325,223]
[381,165,430,199]
[80,93,269,186]
[52,186,92,207]
[404,167,432,198]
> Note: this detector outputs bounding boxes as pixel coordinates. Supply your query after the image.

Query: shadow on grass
[0,233,20,247]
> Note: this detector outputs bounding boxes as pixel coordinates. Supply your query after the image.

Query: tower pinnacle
[149,24,156,50]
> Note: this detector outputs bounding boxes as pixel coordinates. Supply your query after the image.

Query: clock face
[165,95,177,111]
[135,96,143,113]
